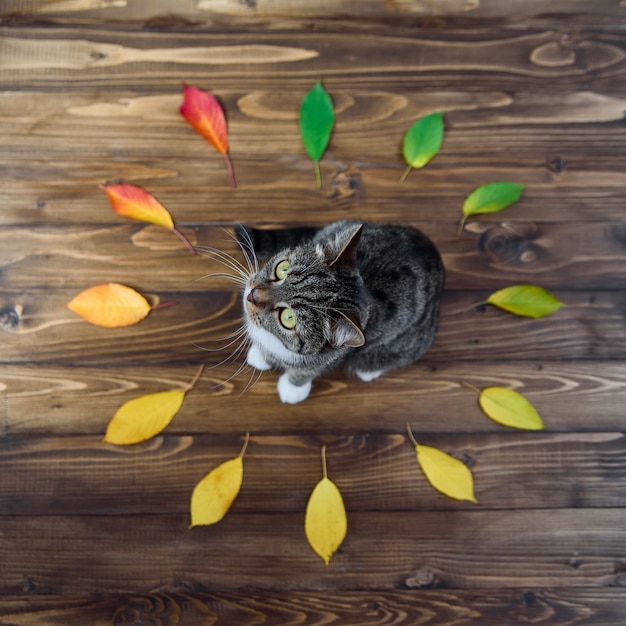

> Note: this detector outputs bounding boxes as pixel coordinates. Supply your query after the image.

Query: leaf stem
[171,227,196,254]
[321,444,328,479]
[184,362,206,392]
[239,431,250,458]
[461,381,482,395]
[150,300,179,312]
[314,161,322,189]
[224,152,237,188]
[456,215,467,236]
[405,422,419,447]
[399,164,412,184]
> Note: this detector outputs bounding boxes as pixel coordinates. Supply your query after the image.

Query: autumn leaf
[458,181,525,234]
[190,433,250,527]
[100,183,195,254]
[305,445,347,565]
[406,423,477,503]
[400,112,444,183]
[463,383,545,430]
[486,285,563,318]
[66,283,151,327]
[104,364,205,445]
[300,81,335,188]
[180,83,236,188]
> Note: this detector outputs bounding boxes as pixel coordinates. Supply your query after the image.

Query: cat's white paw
[278,374,312,404]
[356,369,384,382]
[246,344,272,371]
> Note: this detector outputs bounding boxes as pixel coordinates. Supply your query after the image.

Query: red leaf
[180,84,236,187]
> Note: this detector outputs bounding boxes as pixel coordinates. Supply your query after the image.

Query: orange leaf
[65,283,151,327]
[99,183,174,229]
[180,84,236,187]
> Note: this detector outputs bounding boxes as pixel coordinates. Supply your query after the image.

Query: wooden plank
[3,159,626,225]
[1,287,624,365]
[1,29,625,92]
[1,588,626,626]
[2,88,626,227]
[2,90,626,165]
[1,222,625,292]
[1,510,625,593]
[2,361,625,436]
[2,0,624,29]
[1,432,625,515]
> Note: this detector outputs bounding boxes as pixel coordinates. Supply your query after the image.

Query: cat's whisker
[239,365,265,397]
[195,246,250,281]
[225,224,259,275]
[193,272,247,289]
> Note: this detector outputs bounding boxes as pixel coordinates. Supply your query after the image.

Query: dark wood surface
[1,1,625,624]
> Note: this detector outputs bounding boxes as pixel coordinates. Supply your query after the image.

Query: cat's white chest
[245,323,304,367]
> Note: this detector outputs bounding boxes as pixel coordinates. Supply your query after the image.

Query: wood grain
[3,361,626,436]
[1,510,626,594]
[2,0,624,28]
[1,288,624,365]
[2,432,625,515]
[1,588,626,626]
[1,222,625,293]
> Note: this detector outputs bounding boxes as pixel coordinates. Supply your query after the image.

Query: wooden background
[1,1,626,624]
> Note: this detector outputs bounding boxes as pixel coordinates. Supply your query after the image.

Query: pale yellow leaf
[104,390,185,445]
[305,476,347,565]
[66,283,151,328]
[479,387,545,430]
[416,444,477,503]
[190,457,244,527]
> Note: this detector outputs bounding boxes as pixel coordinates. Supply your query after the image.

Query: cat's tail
[235,224,318,259]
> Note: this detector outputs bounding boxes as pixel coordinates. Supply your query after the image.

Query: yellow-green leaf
[104,390,185,445]
[305,476,347,565]
[458,181,525,233]
[479,387,545,430]
[66,283,151,328]
[486,285,563,318]
[190,456,244,527]
[415,444,477,503]
[400,112,444,182]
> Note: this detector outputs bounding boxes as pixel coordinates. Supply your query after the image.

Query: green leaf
[479,387,545,431]
[400,112,444,182]
[486,285,563,318]
[458,181,525,233]
[300,81,335,188]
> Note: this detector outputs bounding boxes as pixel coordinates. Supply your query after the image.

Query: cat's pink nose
[247,287,272,307]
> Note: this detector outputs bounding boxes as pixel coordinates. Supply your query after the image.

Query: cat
[234,220,445,404]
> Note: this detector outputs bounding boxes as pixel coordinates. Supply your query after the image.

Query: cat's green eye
[279,307,296,329]
[275,260,290,281]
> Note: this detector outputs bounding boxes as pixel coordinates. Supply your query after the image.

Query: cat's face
[243,224,366,361]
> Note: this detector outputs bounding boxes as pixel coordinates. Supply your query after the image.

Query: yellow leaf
[305,446,347,565]
[190,434,249,527]
[415,444,478,503]
[104,390,185,445]
[479,387,545,430]
[66,283,151,328]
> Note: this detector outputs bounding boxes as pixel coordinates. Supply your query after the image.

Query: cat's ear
[328,224,363,269]
[330,309,365,348]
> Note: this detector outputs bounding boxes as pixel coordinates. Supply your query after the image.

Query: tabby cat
[234,220,444,404]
